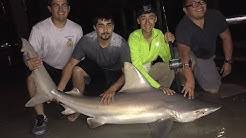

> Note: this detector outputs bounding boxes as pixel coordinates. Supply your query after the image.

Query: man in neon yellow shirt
[128,4,175,95]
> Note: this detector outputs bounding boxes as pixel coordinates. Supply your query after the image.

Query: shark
[21,38,221,128]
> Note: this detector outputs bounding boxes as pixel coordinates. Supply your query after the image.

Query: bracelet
[224,59,233,64]
[183,63,191,69]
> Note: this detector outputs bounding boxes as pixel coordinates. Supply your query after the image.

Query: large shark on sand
[21,38,221,128]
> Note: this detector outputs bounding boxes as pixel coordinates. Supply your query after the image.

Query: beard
[100,33,111,40]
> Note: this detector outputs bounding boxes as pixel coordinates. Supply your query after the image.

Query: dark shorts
[25,62,72,91]
[77,58,122,96]
[43,63,62,85]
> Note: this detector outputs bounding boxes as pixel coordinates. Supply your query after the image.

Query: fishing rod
[161,0,182,92]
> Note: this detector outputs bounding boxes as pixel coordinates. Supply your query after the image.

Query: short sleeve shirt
[175,9,228,59]
[72,31,130,70]
[29,17,83,69]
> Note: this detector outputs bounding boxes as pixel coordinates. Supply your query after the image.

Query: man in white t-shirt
[25,0,82,135]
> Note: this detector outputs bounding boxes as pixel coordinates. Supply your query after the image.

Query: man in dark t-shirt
[57,13,130,107]
[175,0,233,99]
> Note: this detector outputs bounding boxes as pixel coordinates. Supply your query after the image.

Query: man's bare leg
[67,66,88,122]
[27,74,45,116]
[72,66,88,93]
[27,74,48,135]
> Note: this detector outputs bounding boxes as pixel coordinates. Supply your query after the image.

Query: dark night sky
[0,0,245,71]
[1,0,246,43]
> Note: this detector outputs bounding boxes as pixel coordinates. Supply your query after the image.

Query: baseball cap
[137,4,157,17]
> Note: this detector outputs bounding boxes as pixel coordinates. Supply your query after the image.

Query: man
[25,0,82,135]
[175,0,233,99]
[57,13,130,105]
[128,4,175,95]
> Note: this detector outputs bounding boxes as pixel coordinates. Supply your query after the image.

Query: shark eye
[195,110,205,114]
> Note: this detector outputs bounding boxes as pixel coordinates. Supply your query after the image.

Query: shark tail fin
[24,77,56,107]
[25,93,51,107]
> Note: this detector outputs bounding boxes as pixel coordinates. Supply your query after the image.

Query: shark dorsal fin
[119,62,152,92]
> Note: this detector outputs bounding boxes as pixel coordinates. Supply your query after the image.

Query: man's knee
[150,62,174,87]
[203,86,220,94]
[72,66,90,87]
[156,63,174,79]
[72,66,88,77]
[200,81,221,94]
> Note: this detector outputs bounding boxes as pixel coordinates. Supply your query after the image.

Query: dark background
[1,0,246,40]
[0,0,245,73]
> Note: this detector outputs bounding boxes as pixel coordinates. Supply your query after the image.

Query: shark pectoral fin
[61,105,76,115]
[87,117,105,128]
[148,119,174,138]
[25,94,50,107]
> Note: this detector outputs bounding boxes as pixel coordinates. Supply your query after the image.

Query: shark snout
[195,106,221,119]
[175,106,221,123]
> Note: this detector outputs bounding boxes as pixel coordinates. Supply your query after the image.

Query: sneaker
[32,115,48,135]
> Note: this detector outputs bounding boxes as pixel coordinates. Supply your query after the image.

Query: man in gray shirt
[175,0,233,99]
[58,13,130,108]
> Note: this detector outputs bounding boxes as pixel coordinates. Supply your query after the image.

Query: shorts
[149,62,174,88]
[77,58,122,96]
[25,62,72,91]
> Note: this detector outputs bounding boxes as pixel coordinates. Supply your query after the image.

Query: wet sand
[0,62,245,138]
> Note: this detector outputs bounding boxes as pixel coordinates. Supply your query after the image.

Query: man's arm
[100,70,125,105]
[57,58,80,91]
[219,28,233,77]
[177,43,195,99]
[25,26,43,71]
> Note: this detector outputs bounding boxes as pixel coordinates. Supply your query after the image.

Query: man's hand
[100,87,116,105]
[164,32,175,43]
[182,79,195,99]
[27,57,42,71]
[159,86,175,95]
[220,62,232,77]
